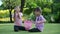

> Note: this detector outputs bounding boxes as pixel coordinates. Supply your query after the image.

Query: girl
[28,7,46,32]
[12,6,25,32]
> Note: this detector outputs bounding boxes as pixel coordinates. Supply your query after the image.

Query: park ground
[0,23,60,34]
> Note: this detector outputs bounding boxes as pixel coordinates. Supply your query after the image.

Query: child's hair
[14,6,20,11]
[14,6,20,17]
[34,7,42,14]
[19,6,22,12]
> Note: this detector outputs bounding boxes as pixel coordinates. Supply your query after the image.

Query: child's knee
[14,25,19,32]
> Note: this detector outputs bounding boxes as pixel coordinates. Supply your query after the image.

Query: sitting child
[12,6,25,32]
[28,7,46,32]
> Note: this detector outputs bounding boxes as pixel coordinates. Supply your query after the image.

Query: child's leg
[19,26,26,31]
[14,25,19,32]
[28,28,41,32]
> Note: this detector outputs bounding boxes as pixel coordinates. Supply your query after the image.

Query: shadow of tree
[0,21,14,23]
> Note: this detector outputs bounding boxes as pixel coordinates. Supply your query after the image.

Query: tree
[52,0,60,23]
[2,0,21,22]
[24,0,53,15]
[21,0,25,12]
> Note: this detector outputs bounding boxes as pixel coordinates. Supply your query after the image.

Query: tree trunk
[9,9,12,22]
[21,0,25,12]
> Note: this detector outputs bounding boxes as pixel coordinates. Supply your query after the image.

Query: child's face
[34,11,40,16]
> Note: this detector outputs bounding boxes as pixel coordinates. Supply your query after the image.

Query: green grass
[0,23,60,34]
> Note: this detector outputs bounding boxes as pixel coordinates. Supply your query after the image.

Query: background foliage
[0,0,60,23]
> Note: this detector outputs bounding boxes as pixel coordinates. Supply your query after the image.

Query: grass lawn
[0,23,60,34]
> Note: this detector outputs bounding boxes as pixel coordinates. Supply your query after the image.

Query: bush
[53,12,60,23]
[0,10,9,18]
[23,8,34,15]
[43,8,51,13]
[0,10,14,18]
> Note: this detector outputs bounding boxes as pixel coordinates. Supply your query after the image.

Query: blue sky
[0,0,2,6]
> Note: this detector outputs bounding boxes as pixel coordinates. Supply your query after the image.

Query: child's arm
[18,13,23,19]
[18,13,21,19]
[37,20,46,24]
[37,16,46,24]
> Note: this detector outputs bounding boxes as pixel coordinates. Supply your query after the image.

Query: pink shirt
[12,12,23,26]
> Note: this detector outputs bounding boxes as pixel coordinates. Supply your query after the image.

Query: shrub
[0,10,9,18]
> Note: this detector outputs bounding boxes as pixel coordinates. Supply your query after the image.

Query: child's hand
[18,13,21,19]
[37,21,40,23]
[37,21,43,24]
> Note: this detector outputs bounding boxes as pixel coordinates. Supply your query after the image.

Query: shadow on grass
[0,21,14,23]
[0,21,24,23]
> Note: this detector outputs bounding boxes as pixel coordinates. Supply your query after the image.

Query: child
[28,7,46,32]
[12,6,25,32]
[24,18,32,31]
